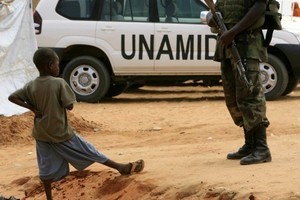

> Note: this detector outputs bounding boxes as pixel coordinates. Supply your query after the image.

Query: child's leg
[103,159,130,173]
[36,140,69,200]
[42,179,53,200]
[103,159,145,175]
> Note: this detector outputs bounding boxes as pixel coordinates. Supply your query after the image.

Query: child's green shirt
[11,76,76,142]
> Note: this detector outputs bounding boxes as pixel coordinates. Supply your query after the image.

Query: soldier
[207,0,272,165]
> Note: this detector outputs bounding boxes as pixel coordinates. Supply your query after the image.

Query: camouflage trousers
[221,58,270,132]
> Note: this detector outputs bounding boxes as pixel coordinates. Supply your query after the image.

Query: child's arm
[8,95,42,118]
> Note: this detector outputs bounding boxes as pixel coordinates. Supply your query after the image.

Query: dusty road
[1,84,300,200]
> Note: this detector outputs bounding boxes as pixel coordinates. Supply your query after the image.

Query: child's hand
[32,108,43,118]
[8,96,43,118]
[65,104,74,110]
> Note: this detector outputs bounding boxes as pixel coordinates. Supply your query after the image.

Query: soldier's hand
[220,29,235,47]
[206,12,218,28]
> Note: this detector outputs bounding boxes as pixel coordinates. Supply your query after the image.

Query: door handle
[101,26,115,31]
[157,27,171,32]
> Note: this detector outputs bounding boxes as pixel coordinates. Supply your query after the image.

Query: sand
[1,84,300,200]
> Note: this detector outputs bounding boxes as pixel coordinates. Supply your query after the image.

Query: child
[8,48,145,200]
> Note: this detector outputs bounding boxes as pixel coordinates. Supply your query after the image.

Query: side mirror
[200,11,209,23]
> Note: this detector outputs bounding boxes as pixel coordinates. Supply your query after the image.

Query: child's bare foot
[120,159,145,175]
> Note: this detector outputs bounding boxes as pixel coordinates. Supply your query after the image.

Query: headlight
[281,16,300,42]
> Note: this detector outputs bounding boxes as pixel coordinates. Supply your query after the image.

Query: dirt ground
[1,83,300,200]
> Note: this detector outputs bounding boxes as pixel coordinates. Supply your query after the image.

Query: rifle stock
[204,0,256,94]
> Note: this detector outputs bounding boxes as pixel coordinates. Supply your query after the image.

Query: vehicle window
[56,0,99,20]
[157,0,208,23]
[101,0,149,22]
[101,0,125,21]
[123,0,149,22]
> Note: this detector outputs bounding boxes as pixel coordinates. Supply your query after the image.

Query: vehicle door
[154,0,219,74]
[95,0,155,74]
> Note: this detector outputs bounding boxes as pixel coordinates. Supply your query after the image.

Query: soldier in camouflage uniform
[207,0,271,165]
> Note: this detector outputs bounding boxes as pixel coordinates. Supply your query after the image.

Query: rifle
[204,0,256,94]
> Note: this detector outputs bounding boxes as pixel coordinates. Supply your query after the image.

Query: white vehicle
[34,0,300,102]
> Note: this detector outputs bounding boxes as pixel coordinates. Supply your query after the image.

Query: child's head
[33,48,59,77]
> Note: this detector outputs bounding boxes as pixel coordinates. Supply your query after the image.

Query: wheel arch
[269,44,300,79]
[55,45,114,76]
[267,46,294,78]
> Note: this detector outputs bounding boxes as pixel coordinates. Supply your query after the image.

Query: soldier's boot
[240,125,272,165]
[227,128,253,160]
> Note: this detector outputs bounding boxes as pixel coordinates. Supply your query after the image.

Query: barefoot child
[8,48,144,200]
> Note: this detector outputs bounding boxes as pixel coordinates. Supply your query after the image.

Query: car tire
[281,76,299,96]
[260,54,288,101]
[62,56,110,103]
[105,82,128,98]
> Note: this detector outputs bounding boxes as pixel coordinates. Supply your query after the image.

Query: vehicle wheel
[105,82,128,98]
[62,56,110,103]
[281,77,299,96]
[260,54,288,100]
